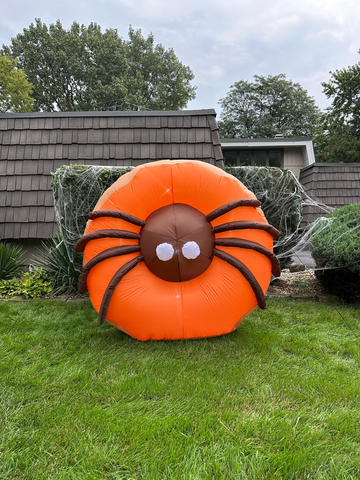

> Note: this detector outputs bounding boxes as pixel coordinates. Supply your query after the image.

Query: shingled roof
[0,109,223,240]
[300,163,360,224]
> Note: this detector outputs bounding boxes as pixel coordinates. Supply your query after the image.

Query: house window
[223,149,283,168]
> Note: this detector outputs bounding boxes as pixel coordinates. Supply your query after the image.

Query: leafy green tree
[322,60,360,135]
[314,52,360,163]
[0,55,33,112]
[218,74,320,138]
[1,19,196,112]
[125,26,196,110]
[313,113,360,163]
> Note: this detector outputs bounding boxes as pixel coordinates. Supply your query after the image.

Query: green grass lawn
[0,298,359,480]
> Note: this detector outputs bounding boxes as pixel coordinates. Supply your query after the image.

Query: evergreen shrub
[52,165,132,275]
[224,166,302,265]
[309,202,360,302]
[51,164,303,276]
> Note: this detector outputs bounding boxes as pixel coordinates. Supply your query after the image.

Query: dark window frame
[223,148,284,168]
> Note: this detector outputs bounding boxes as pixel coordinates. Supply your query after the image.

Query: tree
[1,19,196,112]
[314,53,360,163]
[218,74,320,138]
[0,55,33,112]
[313,112,360,163]
[125,26,196,110]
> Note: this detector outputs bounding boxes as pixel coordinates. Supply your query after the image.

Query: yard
[0,297,359,479]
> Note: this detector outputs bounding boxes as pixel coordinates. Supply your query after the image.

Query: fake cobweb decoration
[51,164,334,273]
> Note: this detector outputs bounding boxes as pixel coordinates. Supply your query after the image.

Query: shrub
[52,164,132,273]
[309,202,360,302]
[0,269,54,298]
[224,166,303,266]
[52,164,303,272]
[33,235,80,295]
[0,241,25,280]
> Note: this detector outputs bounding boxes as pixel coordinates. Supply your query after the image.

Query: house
[221,137,360,225]
[221,137,315,179]
[1,107,358,264]
[0,109,223,262]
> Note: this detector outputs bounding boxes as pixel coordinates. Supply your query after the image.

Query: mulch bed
[267,269,328,300]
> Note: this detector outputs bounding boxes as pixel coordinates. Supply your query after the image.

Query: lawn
[0,298,359,479]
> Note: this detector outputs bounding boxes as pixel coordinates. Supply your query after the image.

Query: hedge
[52,164,303,272]
[309,201,360,302]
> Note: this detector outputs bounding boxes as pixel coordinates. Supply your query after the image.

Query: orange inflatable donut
[75,160,280,341]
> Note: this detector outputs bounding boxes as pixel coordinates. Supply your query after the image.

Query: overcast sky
[1,0,360,116]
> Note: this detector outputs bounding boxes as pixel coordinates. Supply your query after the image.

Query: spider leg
[99,255,144,325]
[75,229,140,252]
[215,238,281,277]
[78,245,140,293]
[206,199,261,223]
[213,221,280,239]
[87,210,145,227]
[213,248,267,309]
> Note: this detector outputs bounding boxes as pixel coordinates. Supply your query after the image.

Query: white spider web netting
[223,166,334,265]
[52,165,133,272]
[51,163,341,274]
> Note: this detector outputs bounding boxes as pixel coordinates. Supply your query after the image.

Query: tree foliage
[0,55,33,112]
[1,19,196,112]
[218,74,320,139]
[314,52,360,163]
[125,26,196,111]
[314,114,360,163]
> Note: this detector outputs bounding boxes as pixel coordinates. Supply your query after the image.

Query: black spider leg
[207,198,279,309]
[99,255,144,325]
[78,245,141,293]
[206,199,261,223]
[213,221,280,239]
[76,208,146,293]
[75,230,140,253]
[213,249,267,309]
[215,238,281,277]
[87,210,145,227]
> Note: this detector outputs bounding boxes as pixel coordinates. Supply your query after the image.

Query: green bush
[309,202,360,302]
[224,166,302,266]
[0,241,26,280]
[52,164,132,273]
[0,269,54,298]
[52,164,302,272]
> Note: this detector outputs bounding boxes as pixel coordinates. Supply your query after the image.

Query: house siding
[0,110,223,252]
[221,137,315,179]
[283,147,303,179]
[300,163,360,224]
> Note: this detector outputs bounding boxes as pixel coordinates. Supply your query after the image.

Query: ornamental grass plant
[33,234,80,295]
[1,298,359,479]
[0,240,25,281]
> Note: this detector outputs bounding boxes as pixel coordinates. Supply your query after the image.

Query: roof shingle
[0,109,222,239]
[300,163,360,224]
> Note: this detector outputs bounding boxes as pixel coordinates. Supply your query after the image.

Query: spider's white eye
[156,243,174,261]
[182,241,200,260]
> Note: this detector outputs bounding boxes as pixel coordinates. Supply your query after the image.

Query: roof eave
[0,109,217,119]
[221,137,315,166]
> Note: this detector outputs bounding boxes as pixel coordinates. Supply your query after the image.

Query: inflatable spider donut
[75,160,280,341]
